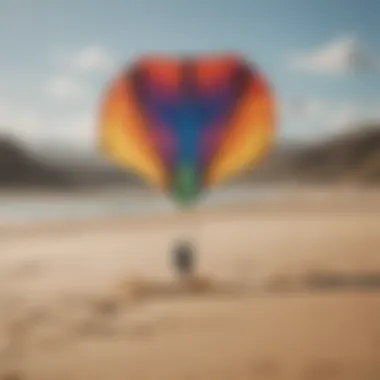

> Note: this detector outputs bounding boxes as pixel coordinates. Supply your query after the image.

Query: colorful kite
[98,54,276,206]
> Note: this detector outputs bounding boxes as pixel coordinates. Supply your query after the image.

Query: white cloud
[282,99,327,121]
[45,44,116,104]
[284,97,380,138]
[330,107,359,129]
[46,75,88,102]
[62,45,116,74]
[330,104,380,131]
[0,44,117,150]
[0,101,97,149]
[290,36,379,75]
[0,100,44,137]
[57,111,96,141]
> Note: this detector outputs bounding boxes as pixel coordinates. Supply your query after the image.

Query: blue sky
[0,0,379,149]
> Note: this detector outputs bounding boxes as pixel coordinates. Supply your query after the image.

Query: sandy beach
[0,197,380,379]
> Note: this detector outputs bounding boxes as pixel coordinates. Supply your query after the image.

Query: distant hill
[0,136,145,189]
[0,125,380,189]
[247,125,380,184]
[57,161,145,188]
[0,136,72,188]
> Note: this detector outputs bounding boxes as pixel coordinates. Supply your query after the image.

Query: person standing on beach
[172,241,195,278]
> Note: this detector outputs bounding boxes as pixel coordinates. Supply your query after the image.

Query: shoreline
[1,199,379,240]
[0,183,379,199]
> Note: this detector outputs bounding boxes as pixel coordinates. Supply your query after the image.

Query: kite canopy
[99,54,276,206]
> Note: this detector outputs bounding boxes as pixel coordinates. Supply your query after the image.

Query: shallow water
[0,186,282,223]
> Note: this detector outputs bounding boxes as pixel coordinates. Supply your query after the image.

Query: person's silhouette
[172,240,195,277]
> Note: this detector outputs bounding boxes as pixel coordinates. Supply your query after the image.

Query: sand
[0,199,380,379]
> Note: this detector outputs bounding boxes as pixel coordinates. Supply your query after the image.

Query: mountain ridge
[1,125,380,189]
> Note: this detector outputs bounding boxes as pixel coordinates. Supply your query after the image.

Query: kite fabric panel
[99,54,276,206]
